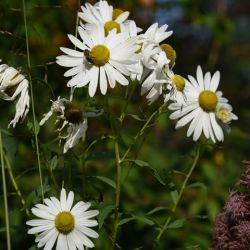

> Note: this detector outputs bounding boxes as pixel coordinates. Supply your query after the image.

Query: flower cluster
[53,0,238,147]
[26,188,99,250]
[212,161,250,250]
[0,60,30,127]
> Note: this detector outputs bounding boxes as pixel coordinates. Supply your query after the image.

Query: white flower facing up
[26,188,99,250]
[40,97,103,153]
[0,62,30,127]
[56,24,140,97]
[169,66,238,142]
[78,0,130,36]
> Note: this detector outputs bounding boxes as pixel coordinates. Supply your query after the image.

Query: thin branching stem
[0,129,11,250]
[121,104,165,162]
[155,143,201,245]
[22,0,44,200]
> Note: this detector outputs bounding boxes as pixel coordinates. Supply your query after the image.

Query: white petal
[88,66,99,97]
[99,67,107,95]
[210,70,220,92]
[210,112,224,141]
[66,191,74,211]
[60,188,67,210]
[68,34,86,51]
[196,65,204,88]
[187,108,202,137]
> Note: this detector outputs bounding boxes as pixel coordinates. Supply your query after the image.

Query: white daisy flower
[78,0,130,36]
[0,62,29,127]
[56,24,140,97]
[169,65,238,142]
[164,71,187,105]
[26,188,99,250]
[142,23,173,47]
[40,97,103,153]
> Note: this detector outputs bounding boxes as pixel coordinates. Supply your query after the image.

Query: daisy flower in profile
[26,188,99,250]
[164,71,187,105]
[169,66,238,142]
[56,24,139,97]
[0,62,29,127]
[78,0,130,36]
[40,97,103,153]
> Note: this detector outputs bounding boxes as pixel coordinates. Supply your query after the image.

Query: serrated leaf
[98,205,115,229]
[93,176,116,189]
[167,218,186,229]
[170,190,178,205]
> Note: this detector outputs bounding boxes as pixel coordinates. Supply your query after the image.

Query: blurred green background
[0,0,250,249]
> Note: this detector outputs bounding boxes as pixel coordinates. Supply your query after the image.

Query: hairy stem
[155,143,201,244]
[0,129,11,250]
[22,0,44,200]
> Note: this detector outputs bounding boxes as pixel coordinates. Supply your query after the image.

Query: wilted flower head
[0,61,29,127]
[26,188,99,250]
[40,97,103,153]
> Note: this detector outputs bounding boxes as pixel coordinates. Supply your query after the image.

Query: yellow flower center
[64,103,83,123]
[216,107,230,123]
[55,211,75,234]
[112,9,124,20]
[104,20,121,36]
[172,74,185,91]
[198,90,218,112]
[89,45,110,66]
[160,43,176,68]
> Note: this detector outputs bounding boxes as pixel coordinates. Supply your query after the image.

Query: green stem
[121,104,165,162]
[111,140,122,250]
[22,0,44,200]
[155,143,201,244]
[3,153,30,216]
[0,129,11,250]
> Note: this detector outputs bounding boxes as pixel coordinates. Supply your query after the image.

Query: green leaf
[167,218,186,229]
[125,159,166,185]
[146,206,168,216]
[27,118,40,135]
[126,114,146,122]
[133,215,155,226]
[118,214,155,226]
[49,155,58,170]
[170,190,178,205]
[93,176,116,189]
[98,205,115,229]
[118,217,135,226]
[188,182,207,191]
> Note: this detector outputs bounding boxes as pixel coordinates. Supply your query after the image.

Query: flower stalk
[155,143,201,245]
[0,129,11,250]
[22,0,44,200]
